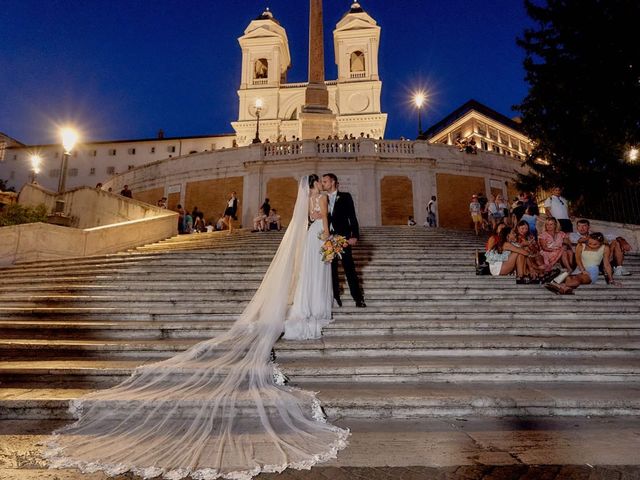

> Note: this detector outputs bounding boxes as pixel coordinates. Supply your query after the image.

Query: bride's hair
[309,174,320,188]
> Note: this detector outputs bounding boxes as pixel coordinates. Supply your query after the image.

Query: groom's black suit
[328,191,364,304]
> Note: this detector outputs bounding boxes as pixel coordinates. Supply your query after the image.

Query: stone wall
[185,177,244,226]
[134,187,165,206]
[18,184,173,229]
[266,177,298,226]
[380,176,413,225]
[436,173,486,229]
[100,140,526,230]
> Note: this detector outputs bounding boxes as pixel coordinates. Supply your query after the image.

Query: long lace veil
[45,176,350,480]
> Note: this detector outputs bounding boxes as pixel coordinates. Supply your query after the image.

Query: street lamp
[413,92,426,137]
[54,127,78,214]
[252,99,264,144]
[29,155,42,184]
[629,147,638,163]
[58,127,78,193]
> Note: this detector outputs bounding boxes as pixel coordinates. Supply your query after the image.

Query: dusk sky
[1,0,532,145]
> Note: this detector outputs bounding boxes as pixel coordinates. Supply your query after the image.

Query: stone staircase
[1,227,639,421]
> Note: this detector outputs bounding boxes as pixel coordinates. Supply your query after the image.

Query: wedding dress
[283,193,332,340]
[44,176,349,480]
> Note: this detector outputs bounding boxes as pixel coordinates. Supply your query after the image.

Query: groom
[322,173,366,308]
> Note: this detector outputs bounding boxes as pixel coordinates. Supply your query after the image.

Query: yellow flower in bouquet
[319,233,349,263]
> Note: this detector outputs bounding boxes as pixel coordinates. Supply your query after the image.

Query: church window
[254,58,268,79]
[350,51,365,73]
[476,122,487,136]
[481,141,488,151]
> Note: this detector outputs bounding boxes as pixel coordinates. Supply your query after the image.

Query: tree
[515,0,640,214]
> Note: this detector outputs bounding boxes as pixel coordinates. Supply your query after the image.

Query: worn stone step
[1,318,638,340]
[1,335,638,359]
[3,381,640,420]
[2,356,638,385]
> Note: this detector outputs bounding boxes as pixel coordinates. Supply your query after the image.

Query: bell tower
[333,1,387,138]
[232,9,291,145]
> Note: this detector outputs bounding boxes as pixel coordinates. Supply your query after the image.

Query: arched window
[350,51,365,72]
[254,58,268,79]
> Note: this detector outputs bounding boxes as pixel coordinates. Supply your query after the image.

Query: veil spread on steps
[44,176,350,480]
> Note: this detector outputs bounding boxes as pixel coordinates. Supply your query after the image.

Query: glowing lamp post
[252,99,264,144]
[58,127,78,193]
[629,147,639,163]
[54,127,78,214]
[413,92,426,137]
[29,155,42,184]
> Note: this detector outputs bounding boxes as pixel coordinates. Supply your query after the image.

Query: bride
[284,174,333,340]
[45,175,349,480]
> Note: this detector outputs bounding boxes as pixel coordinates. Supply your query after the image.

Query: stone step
[3,288,640,304]
[1,318,638,339]
[1,356,638,384]
[1,335,638,359]
[4,381,639,420]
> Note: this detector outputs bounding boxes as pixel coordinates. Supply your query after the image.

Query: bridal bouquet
[319,234,349,263]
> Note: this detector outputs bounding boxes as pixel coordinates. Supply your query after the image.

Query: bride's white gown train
[44,177,348,480]
[284,197,332,340]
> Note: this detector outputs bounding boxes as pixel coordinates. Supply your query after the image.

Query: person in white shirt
[543,186,571,232]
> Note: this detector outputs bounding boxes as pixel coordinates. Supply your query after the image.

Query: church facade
[231,5,387,145]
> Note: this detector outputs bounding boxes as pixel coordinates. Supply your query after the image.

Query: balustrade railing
[316,140,360,154]
[262,142,303,157]
[376,140,415,155]
[260,139,423,159]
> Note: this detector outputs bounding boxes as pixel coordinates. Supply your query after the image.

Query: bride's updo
[308,174,320,189]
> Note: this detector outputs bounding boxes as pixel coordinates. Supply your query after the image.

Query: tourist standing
[425,196,437,227]
[224,192,238,234]
[120,185,132,198]
[469,194,482,235]
[543,186,572,233]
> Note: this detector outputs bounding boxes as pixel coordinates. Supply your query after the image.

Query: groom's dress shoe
[355,300,366,308]
[333,298,342,307]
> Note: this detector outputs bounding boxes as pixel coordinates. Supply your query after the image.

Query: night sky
[0,0,532,145]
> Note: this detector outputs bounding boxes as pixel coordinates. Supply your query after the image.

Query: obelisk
[299,0,336,139]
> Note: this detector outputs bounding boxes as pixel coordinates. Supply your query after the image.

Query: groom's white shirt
[328,190,337,214]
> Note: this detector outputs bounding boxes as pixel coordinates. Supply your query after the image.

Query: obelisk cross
[303,0,331,113]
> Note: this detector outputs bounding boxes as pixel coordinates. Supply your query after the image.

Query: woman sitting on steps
[485,226,536,280]
[545,232,621,294]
